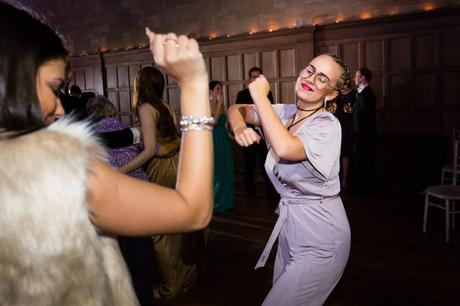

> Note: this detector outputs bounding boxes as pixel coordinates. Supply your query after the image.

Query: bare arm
[227,103,261,147]
[88,30,212,235]
[249,75,307,161]
[118,103,157,174]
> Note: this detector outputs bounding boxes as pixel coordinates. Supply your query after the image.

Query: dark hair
[209,80,223,91]
[70,85,82,96]
[0,2,69,136]
[81,91,96,104]
[328,54,351,91]
[358,67,372,83]
[134,67,177,139]
[248,66,263,77]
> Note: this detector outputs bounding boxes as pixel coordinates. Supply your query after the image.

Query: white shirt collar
[357,83,369,93]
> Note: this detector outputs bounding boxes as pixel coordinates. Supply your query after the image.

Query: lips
[301,82,313,91]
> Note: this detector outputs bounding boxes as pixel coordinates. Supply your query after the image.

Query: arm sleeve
[99,128,134,149]
[296,114,341,180]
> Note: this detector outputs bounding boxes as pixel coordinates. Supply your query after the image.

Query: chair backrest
[454,139,459,185]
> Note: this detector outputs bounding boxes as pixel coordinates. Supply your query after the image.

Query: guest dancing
[209,80,234,212]
[119,66,197,300]
[228,54,351,305]
[0,2,213,305]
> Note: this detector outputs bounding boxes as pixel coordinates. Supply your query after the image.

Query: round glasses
[299,65,339,91]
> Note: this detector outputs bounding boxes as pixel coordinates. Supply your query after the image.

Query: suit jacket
[235,88,274,105]
[353,85,378,141]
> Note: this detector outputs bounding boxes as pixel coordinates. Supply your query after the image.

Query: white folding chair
[441,129,460,185]
[423,137,460,242]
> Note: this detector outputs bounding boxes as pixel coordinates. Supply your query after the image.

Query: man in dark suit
[236,67,277,199]
[352,67,378,196]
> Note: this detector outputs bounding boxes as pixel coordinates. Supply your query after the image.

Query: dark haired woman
[209,80,234,212]
[0,2,212,305]
[228,54,351,305]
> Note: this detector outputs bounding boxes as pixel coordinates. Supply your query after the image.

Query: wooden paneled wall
[68,9,460,189]
[315,10,460,137]
[69,9,460,137]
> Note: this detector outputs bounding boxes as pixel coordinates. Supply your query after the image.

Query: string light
[79,4,444,56]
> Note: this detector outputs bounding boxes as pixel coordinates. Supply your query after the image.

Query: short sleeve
[252,103,294,125]
[296,113,341,180]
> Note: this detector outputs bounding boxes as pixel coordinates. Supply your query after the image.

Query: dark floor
[157,178,460,306]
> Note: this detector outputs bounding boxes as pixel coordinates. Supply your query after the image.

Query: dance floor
[157,176,460,306]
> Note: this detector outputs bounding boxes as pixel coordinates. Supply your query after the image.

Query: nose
[55,97,65,119]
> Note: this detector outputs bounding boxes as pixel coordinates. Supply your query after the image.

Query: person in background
[352,67,378,196]
[327,83,356,191]
[86,95,153,306]
[119,66,197,300]
[228,54,351,305]
[209,80,234,212]
[0,2,213,305]
[236,66,277,199]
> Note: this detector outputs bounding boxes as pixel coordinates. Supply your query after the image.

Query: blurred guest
[236,67,277,199]
[209,80,234,212]
[86,96,153,306]
[352,67,378,195]
[119,67,197,300]
[328,84,356,190]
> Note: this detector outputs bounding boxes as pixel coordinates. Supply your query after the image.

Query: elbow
[189,196,213,230]
[272,143,291,161]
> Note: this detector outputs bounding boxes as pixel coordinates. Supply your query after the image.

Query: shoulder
[307,111,341,134]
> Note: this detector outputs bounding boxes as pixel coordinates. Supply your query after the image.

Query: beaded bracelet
[180,115,214,132]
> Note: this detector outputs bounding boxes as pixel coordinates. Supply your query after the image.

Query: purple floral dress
[95,117,148,181]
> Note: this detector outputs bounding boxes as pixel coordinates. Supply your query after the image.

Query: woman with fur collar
[0,2,212,305]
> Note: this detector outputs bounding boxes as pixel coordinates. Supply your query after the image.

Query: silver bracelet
[180,115,214,132]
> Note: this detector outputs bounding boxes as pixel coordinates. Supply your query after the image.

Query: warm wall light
[421,2,435,11]
[226,34,231,38]
[360,11,373,20]
[389,6,400,16]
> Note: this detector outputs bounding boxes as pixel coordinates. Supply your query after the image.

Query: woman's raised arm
[88,30,213,236]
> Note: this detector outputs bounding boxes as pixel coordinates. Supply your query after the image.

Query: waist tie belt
[254,195,339,269]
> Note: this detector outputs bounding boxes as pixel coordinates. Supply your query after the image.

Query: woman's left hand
[248,75,270,104]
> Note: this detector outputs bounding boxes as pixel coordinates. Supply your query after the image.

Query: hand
[248,75,270,104]
[210,91,223,105]
[233,127,261,147]
[146,28,207,84]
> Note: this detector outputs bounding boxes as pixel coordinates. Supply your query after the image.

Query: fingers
[164,32,178,63]
[235,128,261,147]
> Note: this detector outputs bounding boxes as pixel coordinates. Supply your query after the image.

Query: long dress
[212,113,235,212]
[255,104,351,306]
[143,103,198,300]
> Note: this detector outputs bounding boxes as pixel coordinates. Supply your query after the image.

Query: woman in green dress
[209,81,234,212]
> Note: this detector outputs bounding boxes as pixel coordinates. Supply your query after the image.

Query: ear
[325,90,339,102]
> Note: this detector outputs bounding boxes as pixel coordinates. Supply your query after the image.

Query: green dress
[212,113,235,212]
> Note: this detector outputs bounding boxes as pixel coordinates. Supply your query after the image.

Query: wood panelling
[341,42,360,75]
[415,74,437,107]
[442,72,460,105]
[364,40,384,73]
[442,32,460,67]
[69,10,460,138]
[227,55,243,81]
[279,49,296,77]
[389,38,411,71]
[261,51,277,78]
[415,35,437,69]
[387,75,412,109]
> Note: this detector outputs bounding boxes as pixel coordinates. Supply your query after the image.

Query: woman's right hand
[233,127,261,147]
[146,28,207,85]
